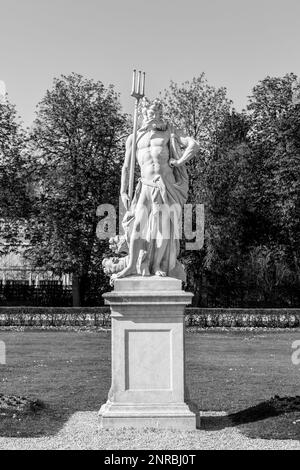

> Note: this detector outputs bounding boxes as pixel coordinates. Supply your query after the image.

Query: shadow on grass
[0,395,104,439]
[2,394,299,439]
[0,331,112,438]
[201,395,300,433]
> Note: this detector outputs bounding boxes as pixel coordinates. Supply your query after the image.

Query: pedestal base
[99,401,198,430]
[99,276,199,430]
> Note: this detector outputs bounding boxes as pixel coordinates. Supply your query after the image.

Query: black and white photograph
[0,0,300,454]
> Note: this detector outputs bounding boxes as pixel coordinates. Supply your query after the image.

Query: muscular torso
[136,129,175,183]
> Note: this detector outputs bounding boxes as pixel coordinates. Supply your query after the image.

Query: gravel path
[0,412,299,450]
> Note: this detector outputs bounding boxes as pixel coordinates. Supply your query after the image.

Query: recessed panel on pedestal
[125,329,171,390]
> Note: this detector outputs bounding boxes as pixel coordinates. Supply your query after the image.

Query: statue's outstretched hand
[121,192,131,211]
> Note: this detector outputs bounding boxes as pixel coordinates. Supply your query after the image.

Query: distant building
[0,246,71,286]
[0,80,70,287]
[0,236,71,285]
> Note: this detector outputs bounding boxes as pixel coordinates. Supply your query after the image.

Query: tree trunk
[72,273,90,307]
[79,273,89,307]
[72,275,81,307]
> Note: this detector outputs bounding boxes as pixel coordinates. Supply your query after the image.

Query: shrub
[0,307,300,328]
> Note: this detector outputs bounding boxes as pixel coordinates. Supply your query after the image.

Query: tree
[26,73,127,306]
[163,74,232,200]
[248,73,300,285]
[0,96,29,256]
[162,75,241,304]
[199,111,258,303]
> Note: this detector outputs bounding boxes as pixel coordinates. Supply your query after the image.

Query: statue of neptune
[103,97,199,283]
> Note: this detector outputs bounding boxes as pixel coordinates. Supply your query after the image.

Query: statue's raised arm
[120,134,133,211]
[169,130,199,168]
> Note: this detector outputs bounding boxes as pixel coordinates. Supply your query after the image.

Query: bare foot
[115,265,137,279]
[155,270,167,277]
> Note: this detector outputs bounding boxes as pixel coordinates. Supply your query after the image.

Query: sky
[1,0,300,126]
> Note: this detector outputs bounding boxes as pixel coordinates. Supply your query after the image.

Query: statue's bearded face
[139,98,166,129]
[140,99,166,130]
[146,105,162,121]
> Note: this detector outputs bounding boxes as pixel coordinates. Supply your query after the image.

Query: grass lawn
[0,329,299,440]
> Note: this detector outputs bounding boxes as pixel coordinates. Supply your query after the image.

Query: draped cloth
[122,124,189,282]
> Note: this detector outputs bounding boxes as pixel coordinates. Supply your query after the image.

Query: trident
[128,69,146,202]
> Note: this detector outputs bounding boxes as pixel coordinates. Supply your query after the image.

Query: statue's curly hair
[138,97,164,119]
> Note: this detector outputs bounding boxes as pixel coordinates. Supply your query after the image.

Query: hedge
[0,307,111,328]
[1,307,300,328]
[185,308,300,328]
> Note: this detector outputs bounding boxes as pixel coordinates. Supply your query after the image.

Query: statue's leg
[152,203,170,277]
[115,187,150,278]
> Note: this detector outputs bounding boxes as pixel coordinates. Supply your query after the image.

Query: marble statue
[100,73,200,430]
[103,97,199,284]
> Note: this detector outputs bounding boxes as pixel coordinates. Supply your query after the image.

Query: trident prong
[131,69,145,99]
[127,69,146,202]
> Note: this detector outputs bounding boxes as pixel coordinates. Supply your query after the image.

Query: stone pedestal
[99,276,199,430]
